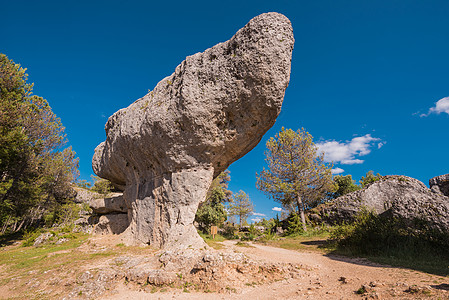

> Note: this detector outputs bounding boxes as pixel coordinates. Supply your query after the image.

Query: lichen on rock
[92,12,294,249]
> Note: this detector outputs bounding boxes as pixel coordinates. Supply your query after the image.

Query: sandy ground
[100,240,449,300]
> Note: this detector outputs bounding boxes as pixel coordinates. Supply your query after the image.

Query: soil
[1,235,448,299]
[100,239,449,300]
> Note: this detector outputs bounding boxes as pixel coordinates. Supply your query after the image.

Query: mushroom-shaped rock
[92,12,294,249]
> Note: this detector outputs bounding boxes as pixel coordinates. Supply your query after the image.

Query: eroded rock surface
[429,173,449,197]
[317,175,449,232]
[89,193,127,214]
[92,12,294,248]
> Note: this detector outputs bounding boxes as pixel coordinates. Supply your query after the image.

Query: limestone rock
[92,12,294,248]
[73,186,102,204]
[429,173,449,197]
[33,232,53,247]
[93,214,129,235]
[319,175,449,232]
[89,193,127,214]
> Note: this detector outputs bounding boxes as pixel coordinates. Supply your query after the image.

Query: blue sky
[2,0,448,222]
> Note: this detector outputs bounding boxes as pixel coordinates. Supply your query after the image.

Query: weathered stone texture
[93,214,129,235]
[92,12,294,248]
[89,193,127,214]
[319,176,449,232]
[429,173,449,197]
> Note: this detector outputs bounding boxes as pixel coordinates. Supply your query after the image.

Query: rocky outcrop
[92,12,294,248]
[318,176,449,232]
[86,193,129,235]
[89,193,127,214]
[429,173,449,197]
[68,248,305,298]
[73,187,102,204]
[93,214,129,235]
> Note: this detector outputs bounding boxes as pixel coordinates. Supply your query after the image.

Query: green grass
[256,227,332,252]
[0,233,93,273]
[235,241,254,248]
[198,232,226,249]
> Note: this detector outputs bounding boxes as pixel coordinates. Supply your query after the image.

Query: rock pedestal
[92,12,294,249]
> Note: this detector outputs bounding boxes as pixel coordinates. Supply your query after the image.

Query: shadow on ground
[318,240,449,277]
[0,231,24,247]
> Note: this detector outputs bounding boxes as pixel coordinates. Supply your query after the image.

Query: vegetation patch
[328,210,449,276]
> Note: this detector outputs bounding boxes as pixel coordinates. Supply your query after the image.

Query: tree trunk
[296,194,307,232]
[16,217,26,232]
[1,215,11,234]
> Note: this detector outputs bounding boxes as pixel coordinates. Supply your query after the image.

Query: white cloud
[317,134,383,165]
[331,167,344,175]
[272,207,282,212]
[252,212,266,217]
[422,97,449,116]
[251,218,262,222]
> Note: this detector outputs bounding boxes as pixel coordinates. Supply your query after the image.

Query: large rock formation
[92,12,294,248]
[316,176,449,232]
[429,173,449,197]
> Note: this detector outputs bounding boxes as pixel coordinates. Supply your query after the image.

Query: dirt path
[101,240,449,299]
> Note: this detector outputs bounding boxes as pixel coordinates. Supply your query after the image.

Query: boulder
[319,175,449,232]
[93,214,129,235]
[73,187,102,204]
[429,173,449,197]
[92,12,294,248]
[89,193,127,214]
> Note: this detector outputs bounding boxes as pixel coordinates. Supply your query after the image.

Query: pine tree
[256,128,334,231]
[0,54,79,232]
[228,190,253,227]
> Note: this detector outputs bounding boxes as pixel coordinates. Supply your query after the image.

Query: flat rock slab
[90,193,127,214]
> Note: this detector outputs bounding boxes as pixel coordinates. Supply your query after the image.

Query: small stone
[338,276,349,284]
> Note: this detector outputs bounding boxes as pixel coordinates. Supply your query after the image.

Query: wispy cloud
[252,212,266,217]
[272,207,282,212]
[251,218,262,222]
[331,167,344,175]
[317,134,383,165]
[421,97,449,117]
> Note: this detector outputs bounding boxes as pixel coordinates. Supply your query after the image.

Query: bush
[285,213,304,236]
[330,209,449,260]
[240,233,256,241]
[91,176,114,195]
[222,223,238,239]
[21,228,43,247]
[43,202,82,227]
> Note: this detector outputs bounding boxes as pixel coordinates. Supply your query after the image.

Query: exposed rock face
[92,12,294,248]
[89,193,127,214]
[318,176,449,232]
[429,173,449,197]
[93,214,129,235]
[73,187,102,204]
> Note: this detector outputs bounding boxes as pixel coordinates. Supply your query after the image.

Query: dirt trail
[101,240,449,299]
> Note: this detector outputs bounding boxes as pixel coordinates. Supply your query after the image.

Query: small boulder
[33,232,53,246]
